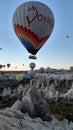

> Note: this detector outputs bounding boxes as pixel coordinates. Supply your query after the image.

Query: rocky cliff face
[0,107,73,130]
[0,72,73,130]
[13,85,52,122]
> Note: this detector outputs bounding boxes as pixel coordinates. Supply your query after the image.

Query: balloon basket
[28,55,37,60]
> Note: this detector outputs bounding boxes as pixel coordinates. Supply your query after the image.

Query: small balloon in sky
[2,65,5,68]
[66,35,69,38]
[28,70,35,79]
[39,67,45,73]
[0,48,2,50]
[29,62,36,70]
[12,1,54,59]
[7,63,11,68]
[0,64,2,69]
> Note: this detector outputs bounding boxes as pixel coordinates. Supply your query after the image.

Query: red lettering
[28,5,37,11]
[37,15,43,22]
[43,16,48,22]
[46,18,54,27]
[26,5,54,27]
[26,5,38,26]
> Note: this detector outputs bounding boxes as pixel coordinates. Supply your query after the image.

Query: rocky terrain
[0,71,73,129]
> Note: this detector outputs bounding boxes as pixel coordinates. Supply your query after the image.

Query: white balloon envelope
[13,1,54,56]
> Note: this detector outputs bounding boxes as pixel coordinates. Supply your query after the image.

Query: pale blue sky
[0,0,73,71]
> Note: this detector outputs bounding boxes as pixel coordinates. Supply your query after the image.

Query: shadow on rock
[21,86,52,121]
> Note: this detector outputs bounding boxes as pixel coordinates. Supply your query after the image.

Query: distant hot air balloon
[67,35,69,38]
[45,67,50,73]
[29,62,36,70]
[28,70,35,79]
[7,63,10,68]
[16,75,23,81]
[13,1,54,59]
[2,65,5,68]
[39,67,45,73]
[0,64,2,69]
[0,48,2,50]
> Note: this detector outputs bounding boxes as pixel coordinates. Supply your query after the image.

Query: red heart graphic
[26,6,38,26]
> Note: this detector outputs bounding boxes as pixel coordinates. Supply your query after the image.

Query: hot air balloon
[29,62,36,70]
[45,67,50,73]
[2,65,5,68]
[39,67,45,73]
[15,66,17,69]
[67,35,69,38]
[0,48,2,50]
[0,64,2,69]
[13,1,54,59]
[7,63,10,68]
[28,70,35,79]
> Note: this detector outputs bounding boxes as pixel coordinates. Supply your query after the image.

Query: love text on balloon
[26,5,54,27]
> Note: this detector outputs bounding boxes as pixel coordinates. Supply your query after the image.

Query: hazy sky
[0,0,73,71]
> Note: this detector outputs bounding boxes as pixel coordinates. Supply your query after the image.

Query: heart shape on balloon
[26,5,38,26]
